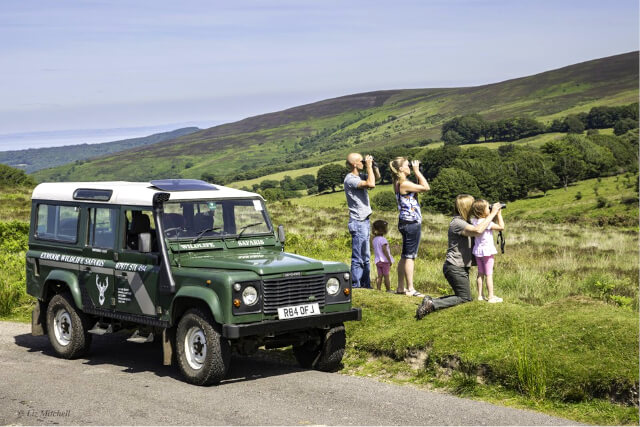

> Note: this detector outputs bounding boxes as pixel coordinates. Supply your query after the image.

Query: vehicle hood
[176,250,325,275]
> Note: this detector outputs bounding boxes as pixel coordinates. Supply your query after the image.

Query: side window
[87,207,118,249]
[124,210,156,251]
[35,204,80,243]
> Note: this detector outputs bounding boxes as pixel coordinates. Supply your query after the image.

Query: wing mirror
[277,225,285,244]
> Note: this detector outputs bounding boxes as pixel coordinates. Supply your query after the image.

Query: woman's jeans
[432,262,473,310]
[348,218,371,288]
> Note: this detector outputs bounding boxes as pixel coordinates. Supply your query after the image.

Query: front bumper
[222,308,362,339]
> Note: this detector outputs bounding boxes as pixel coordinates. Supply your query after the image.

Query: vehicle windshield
[163,199,272,240]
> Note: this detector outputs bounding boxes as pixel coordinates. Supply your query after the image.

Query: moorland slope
[33,51,638,183]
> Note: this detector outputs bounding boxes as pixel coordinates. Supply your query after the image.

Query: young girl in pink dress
[372,220,394,292]
[471,200,505,303]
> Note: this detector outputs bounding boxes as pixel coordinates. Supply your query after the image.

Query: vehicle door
[114,209,161,318]
[80,206,118,311]
[30,203,82,295]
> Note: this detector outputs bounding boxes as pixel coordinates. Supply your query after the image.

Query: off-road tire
[175,308,230,386]
[45,292,92,359]
[293,323,346,372]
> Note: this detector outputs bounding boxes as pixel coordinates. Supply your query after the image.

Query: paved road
[0,321,577,425]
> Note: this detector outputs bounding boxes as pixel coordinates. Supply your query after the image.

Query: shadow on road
[14,333,307,385]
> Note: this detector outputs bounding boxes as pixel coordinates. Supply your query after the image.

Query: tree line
[235,174,318,201]
[441,103,638,145]
[311,130,638,214]
[423,131,637,213]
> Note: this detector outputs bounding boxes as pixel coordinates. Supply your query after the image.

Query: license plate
[277,303,320,319]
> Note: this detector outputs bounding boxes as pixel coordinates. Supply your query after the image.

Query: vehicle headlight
[343,272,350,282]
[326,277,340,295]
[242,286,258,306]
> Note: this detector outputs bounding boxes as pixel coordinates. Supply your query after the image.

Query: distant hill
[0,127,200,173]
[33,51,638,183]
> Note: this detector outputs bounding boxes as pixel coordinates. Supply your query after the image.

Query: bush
[0,221,29,252]
[424,168,480,214]
[0,221,31,317]
[613,118,638,136]
[0,164,36,187]
[317,164,346,192]
[620,196,637,205]
[260,187,286,202]
[596,196,610,208]
[372,191,397,211]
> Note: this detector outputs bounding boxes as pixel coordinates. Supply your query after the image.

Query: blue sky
[0,0,637,148]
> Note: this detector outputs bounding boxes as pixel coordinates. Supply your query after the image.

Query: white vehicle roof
[31,179,263,206]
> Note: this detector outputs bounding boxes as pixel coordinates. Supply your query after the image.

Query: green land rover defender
[26,179,361,385]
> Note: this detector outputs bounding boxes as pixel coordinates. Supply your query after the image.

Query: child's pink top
[372,236,394,264]
[471,218,498,257]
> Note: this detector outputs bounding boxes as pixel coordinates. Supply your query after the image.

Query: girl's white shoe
[487,296,503,303]
[477,296,484,301]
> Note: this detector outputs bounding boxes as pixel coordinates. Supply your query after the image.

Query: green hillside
[2,127,200,174]
[33,52,638,183]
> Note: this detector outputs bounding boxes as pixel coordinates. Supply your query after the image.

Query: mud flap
[162,328,175,366]
[31,300,46,336]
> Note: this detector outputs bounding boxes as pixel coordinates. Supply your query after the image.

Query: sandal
[410,290,425,297]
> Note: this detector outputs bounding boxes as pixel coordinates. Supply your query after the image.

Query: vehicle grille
[262,275,325,314]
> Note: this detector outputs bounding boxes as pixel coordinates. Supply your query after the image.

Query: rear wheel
[176,309,230,386]
[293,323,346,372]
[45,292,92,359]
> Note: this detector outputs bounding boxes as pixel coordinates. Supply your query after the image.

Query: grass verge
[341,290,639,425]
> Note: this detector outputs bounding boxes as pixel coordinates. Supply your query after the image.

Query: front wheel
[293,323,346,372]
[175,309,230,386]
[45,292,92,359]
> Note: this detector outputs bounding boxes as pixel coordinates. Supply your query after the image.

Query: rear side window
[88,207,118,249]
[35,204,80,243]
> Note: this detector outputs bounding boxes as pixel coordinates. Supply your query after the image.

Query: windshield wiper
[237,222,263,237]
[191,227,222,244]
[164,227,185,238]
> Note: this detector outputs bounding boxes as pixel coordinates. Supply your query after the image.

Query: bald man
[344,153,380,288]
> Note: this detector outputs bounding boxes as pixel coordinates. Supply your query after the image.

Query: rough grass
[269,190,639,424]
[507,174,639,228]
[275,201,638,310]
[0,185,33,222]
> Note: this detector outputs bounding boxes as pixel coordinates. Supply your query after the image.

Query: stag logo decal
[96,276,109,306]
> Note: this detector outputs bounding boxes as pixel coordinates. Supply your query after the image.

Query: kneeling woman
[416,194,502,318]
